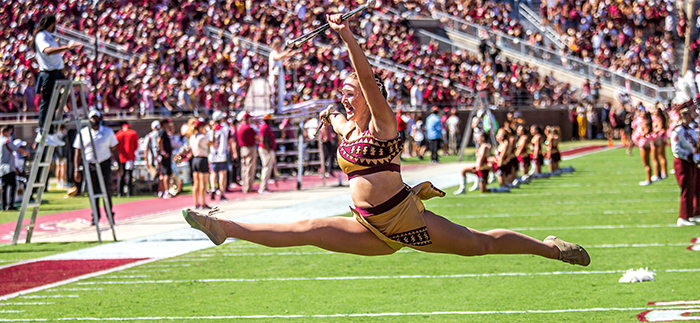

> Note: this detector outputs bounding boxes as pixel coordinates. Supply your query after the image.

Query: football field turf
[0,147,698,322]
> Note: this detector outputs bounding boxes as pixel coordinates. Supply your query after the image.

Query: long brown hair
[32,14,56,50]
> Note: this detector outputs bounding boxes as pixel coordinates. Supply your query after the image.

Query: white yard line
[18,295,78,299]
[1,305,699,321]
[73,268,700,285]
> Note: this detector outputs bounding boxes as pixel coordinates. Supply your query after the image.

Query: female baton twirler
[182,13,590,266]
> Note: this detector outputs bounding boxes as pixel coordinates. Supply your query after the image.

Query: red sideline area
[0,258,147,297]
[1,171,358,243]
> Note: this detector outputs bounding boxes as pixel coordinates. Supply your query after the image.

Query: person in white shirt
[33,14,81,147]
[0,126,29,211]
[670,105,700,226]
[73,110,119,225]
[446,108,461,155]
[269,39,297,112]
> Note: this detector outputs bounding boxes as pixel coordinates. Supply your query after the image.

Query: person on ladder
[33,13,81,147]
[73,110,120,225]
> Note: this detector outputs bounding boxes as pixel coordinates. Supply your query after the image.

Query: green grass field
[1,146,697,322]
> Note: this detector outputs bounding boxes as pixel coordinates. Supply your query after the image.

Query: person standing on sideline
[269,39,297,112]
[115,122,138,197]
[446,108,460,155]
[73,110,119,224]
[237,112,258,194]
[54,124,69,189]
[320,116,337,177]
[670,105,699,226]
[208,111,231,201]
[158,118,174,199]
[0,126,29,211]
[257,114,277,194]
[426,106,443,163]
[145,121,161,190]
[33,14,81,147]
[190,119,212,209]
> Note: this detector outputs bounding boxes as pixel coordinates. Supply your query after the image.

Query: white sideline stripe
[1,305,700,321]
[18,295,78,299]
[97,275,149,279]
[0,310,24,313]
[45,288,102,292]
[74,268,700,285]
[591,243,689,248]
[0,259,158,302]
[194,243,686,258]
[449,209,676,220]
[141,264,190,268]
[0,303,53,306]
[506,224,676,231]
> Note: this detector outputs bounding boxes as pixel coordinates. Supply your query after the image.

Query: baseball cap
[212,110,227,122]
[88,109,102,119]
[13,139,26,147]
[151,120,161,130]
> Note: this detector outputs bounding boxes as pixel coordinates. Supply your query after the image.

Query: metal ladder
[12,80,117,244]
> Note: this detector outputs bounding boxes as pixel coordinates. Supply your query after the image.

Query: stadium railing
[431,11,675,103]
[55,25,140,60]
[517,3,565,50]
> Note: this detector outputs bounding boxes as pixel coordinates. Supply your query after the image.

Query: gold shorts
[351,182,445,250]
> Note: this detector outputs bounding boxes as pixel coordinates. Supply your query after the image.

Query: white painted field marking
[18,295,78,299]
[506,224,676,231]
[0,310,24,313]
[649,300,700,306]
[448,209,676,220]
[208,243,685,258]
[74,268,700,285]
[45,288,102,292]
[0,303,53,306]
[590,243,689,248]
[1,305,699,321]
[97,275,149,279]
[141,264,191,268]
[639,308,700,322]
[441,198,674,208]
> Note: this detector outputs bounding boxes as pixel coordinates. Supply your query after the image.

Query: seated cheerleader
[455,132,493,194]
[529,124,546,178]
[514,124,531,183]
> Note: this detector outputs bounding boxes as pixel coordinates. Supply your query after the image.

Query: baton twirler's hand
[319,105,336,126]
[326,13,348,33]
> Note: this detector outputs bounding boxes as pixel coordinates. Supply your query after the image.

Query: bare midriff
[349,156,405,209]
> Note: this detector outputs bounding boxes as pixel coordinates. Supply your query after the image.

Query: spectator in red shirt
[115,122,138,197]
[257,114,277,194]
[237,112,257,194]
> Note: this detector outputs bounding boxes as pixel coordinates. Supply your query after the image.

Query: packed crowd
[0,0,588,118]
[539,0,677,86]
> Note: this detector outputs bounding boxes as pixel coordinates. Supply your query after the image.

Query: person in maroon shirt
[237,112,257,194]
[257,114,277,194]
[115,122,139,197]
